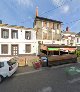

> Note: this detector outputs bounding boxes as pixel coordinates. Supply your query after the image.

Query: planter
[32,62,41,69]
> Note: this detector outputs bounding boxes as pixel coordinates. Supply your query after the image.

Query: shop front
[40,44,77,55]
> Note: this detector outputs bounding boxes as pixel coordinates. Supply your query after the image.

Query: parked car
[0,57,18,83]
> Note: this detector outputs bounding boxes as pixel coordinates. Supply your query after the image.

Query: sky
[0,0,80,33]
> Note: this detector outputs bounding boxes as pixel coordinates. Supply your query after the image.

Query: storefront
[40,44,77,55]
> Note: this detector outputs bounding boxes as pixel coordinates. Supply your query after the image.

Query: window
[1,44,8,54]
[25,44,31,53]
[11,30,18,39]
[0,62,4,68]
[43,21,47,27]
[57,24,59,29]
[49,22,53,29]
[67,40,69,45]
[57,39,60,41]
[1,28,9,38]
[25,31,31,40]
[77,38,79,43]
[43,32,48,40]
[53,23,54,29]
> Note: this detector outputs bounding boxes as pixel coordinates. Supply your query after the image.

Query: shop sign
[48,48,60,51]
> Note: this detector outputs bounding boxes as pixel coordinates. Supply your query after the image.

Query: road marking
[51,63,72,69]
[68,77,80,83]
[14,69,42,77]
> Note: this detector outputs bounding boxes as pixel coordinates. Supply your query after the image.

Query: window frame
[77,38,79,43]
[1,28,9,39]
[25,44,31,53]
[25,31,31,40]
[11,29,18,39]
[1,44,8,54]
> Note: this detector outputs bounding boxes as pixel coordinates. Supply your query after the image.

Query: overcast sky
[0,0,80,33]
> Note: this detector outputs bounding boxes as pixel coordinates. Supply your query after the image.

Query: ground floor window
[25,44,31,53]
[1,44,8,54]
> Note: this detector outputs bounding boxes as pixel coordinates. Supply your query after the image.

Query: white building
[61,27,76,46]
[0,24,37,56]
[75,32,80,48]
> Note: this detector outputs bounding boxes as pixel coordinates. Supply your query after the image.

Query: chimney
[35,7,38,17]
[66,27,69,32]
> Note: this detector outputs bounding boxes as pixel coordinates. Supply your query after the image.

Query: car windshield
[7,59,16,66]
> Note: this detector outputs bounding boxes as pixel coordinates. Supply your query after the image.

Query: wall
[0,26,37,56]
[35,20,62,41]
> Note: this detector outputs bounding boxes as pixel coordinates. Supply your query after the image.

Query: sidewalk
[15,63,77,76]
[16,66,36,74]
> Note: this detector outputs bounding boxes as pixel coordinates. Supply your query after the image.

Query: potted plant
[32,59,41,69]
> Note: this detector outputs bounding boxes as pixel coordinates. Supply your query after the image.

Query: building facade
[33,7,62,46]
[34,16,62,45]
[61,27,76,46]
[75,32,80,50]
[0,24,37,56]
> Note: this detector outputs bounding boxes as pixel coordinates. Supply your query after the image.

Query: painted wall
[0,26,37,56]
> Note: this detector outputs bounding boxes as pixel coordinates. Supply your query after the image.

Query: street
[1,63,80,92]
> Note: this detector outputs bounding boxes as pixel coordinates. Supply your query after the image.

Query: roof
[76,32,80,37]
[35,16,63,23]
[0,24,33,30]
[62,31,76,35]
[44,44,76,48]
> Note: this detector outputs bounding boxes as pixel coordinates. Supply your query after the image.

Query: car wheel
[0,75,3,83]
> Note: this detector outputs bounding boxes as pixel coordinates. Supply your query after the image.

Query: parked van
[0,57,18,83]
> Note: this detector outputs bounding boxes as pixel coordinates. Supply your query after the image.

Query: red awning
[60,48,76,51]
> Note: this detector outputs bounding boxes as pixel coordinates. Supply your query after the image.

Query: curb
[14,68,43,77]
[14,63,78,77]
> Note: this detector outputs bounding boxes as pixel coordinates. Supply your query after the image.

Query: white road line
[51,64,72,69]
[68,77,80,83]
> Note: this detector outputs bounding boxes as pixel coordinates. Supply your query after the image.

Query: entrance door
[11,45,18,56]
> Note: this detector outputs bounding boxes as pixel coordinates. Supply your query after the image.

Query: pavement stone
[15,66,36,74]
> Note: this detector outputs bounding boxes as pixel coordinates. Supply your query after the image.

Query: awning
[68,48,77,51]
[60,48,76,51]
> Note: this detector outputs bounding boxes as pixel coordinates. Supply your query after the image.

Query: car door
[7,60,18,77]
[0,62,8,77]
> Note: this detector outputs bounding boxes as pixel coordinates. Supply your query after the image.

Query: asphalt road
[1,63,80,92]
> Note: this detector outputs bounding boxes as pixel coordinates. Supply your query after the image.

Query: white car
[0,57,18,83]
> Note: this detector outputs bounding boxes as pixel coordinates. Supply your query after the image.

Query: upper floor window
[57,24,59,29]
[43,21,47,27]
[67,40,69,45]
[77,38,79,43]
[1,28,9,39]
[1,44,8,54]
[25,31,31,40]
[49,22,54,29]
[53,23,54,29]
[11,29,18,39]
[43,32,48,40]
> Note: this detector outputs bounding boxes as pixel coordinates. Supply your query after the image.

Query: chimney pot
[66,27,69,32]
